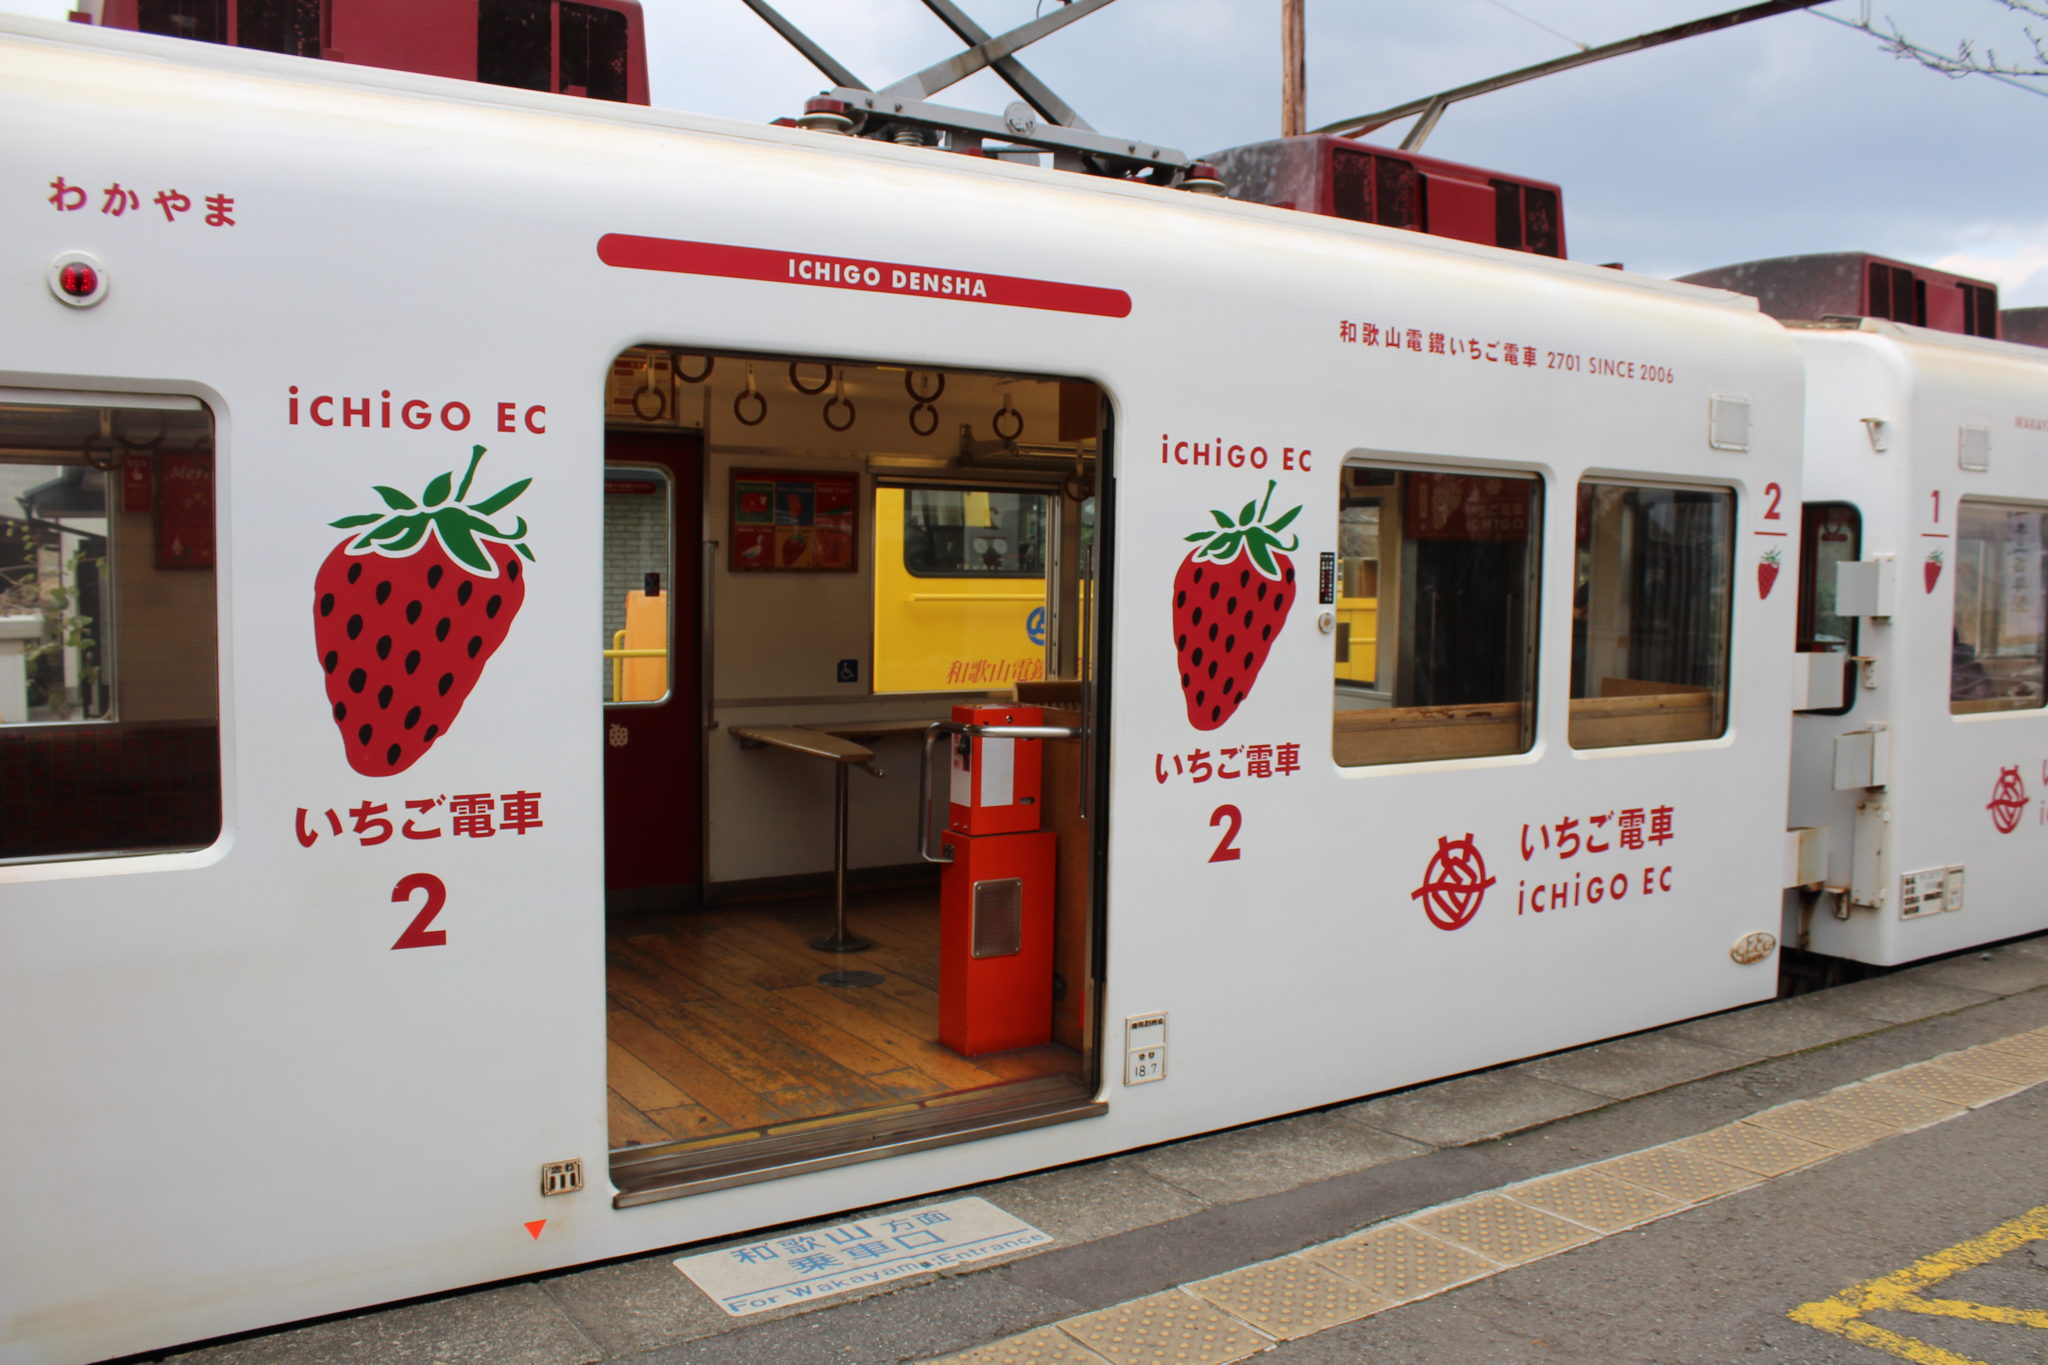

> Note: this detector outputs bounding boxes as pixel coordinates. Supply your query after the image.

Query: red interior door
[602,429,702,907]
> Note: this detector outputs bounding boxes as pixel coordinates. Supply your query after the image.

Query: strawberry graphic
[1172,481,1300,730]
[314,445,534,776]
[1925,548,1943,594]
[1757,547,1781,600]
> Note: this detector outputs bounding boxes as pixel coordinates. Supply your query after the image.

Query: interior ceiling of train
[612,347,1098,471]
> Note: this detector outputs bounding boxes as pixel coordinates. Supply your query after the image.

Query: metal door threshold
[611,1085,1104,1207]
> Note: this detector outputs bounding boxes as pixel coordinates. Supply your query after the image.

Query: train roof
[4,12,1767,321]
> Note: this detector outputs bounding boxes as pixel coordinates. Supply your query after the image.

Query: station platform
[153,936,2048,1365]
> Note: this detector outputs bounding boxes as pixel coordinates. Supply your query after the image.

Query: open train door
[597,352,1109,1199]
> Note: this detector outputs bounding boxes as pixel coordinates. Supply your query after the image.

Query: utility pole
[1281,0,1305,135]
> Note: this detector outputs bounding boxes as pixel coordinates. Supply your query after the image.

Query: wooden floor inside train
[607,888,1086,1152]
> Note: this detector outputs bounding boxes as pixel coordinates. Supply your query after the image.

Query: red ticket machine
[939,705,1057,1056]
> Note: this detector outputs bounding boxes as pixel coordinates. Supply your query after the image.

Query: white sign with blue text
[675,1196,1052,1316]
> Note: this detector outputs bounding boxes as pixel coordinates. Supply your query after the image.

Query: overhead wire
[1476,0,1590,50]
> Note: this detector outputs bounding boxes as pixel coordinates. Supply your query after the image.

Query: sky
[9,0,2046,304]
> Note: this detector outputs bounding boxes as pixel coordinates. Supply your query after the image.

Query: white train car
[2,17,1805,1364]
[1782,318,2048,962]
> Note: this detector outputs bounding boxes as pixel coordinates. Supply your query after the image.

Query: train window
[0,394,220,862]
[1951,501,2047,714]
[1332,464,1541,766]
[1798,502,1860,716]
[479,0,630,101]
[602,464,673,706]
[1569,483,1733,749]
[137,0,226,44]
[900,488,1047,578]
[874,485,1052,693]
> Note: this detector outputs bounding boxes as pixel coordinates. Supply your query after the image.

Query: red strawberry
[1172,481,1300,730]
[314,445,534,777]
[1757,547,1781,600]
[1925,548,1943,594]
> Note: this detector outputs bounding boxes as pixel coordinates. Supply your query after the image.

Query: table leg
[814,761,879,984]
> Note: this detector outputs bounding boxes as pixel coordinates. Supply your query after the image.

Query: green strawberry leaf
[1185,531,1215,544]
[1268,505,1301,533]
[516,542,536,563]
[354,514,422,548]
[1238,500,1257,526]
[470,478,532,516]
[1210,509,1235,529]
[433,511,494,574]
[454,445,487,502]
[473,514,529,544]
[375,520,430,554]
[1249,538,1278,576]
[342,447,537,566]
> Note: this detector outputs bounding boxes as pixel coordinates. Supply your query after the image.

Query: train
[4,8,2046,1363]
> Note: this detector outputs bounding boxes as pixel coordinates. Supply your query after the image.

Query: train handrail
[603,639,669,703]
[918,719,1081,864]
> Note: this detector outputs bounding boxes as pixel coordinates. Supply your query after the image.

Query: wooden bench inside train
[597,347,1106,1189]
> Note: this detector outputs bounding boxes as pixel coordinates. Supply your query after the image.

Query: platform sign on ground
[675,1196,1052,1316]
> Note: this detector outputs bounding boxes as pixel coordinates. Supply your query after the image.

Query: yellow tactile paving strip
[1513,1166,1686,1232]
[1062,1290,1269,1365]
[1408,1194,1598,1264]
[1671,1120,1834,1175]
[1300,1222,1493,1301]
[924,1024,2048,1365]
[1877,1058,2026,1107]
[1188,1258,1390,1340]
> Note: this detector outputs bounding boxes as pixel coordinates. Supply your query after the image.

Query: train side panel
[2,18,1804,1363]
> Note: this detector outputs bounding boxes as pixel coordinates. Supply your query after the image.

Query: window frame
[1950,497,2048,717]
[1567,476,1737,751]
[1796,500,1860,718]
[1332,458,1545,768]
[0,387,221,864]
[601,460,676,710]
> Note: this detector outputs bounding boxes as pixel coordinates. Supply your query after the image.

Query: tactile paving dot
[1189,1256,1390,1340]
[1871,1060,2023,1108]
[1940,1045,2048,1086]
[1406,1194,1598,1264]
[1594,1145,1761,1204]
[1812,1081,1965,1131]
[1304,1222,1496,1303]
[1510,1167,1685,1232]
[1673,1121,1833,1175]
[1062,1290,1269,1365]
[934,1325,1113,1365]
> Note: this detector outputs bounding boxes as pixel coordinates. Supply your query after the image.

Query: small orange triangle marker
[524,1220,547,1240]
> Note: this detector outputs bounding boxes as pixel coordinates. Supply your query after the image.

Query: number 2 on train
[1209,805,1244,862]
[390,872,449,949]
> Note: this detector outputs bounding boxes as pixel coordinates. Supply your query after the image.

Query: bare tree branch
[1819,0,2048,81]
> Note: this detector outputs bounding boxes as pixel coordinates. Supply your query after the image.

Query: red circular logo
[1988,766,2029,835]
[1410,833,1496,931]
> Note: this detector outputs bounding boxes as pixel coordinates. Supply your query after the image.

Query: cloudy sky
[10,0,2046,303]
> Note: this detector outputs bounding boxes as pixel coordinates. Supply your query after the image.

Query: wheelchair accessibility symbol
[1026,607,1048,646]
